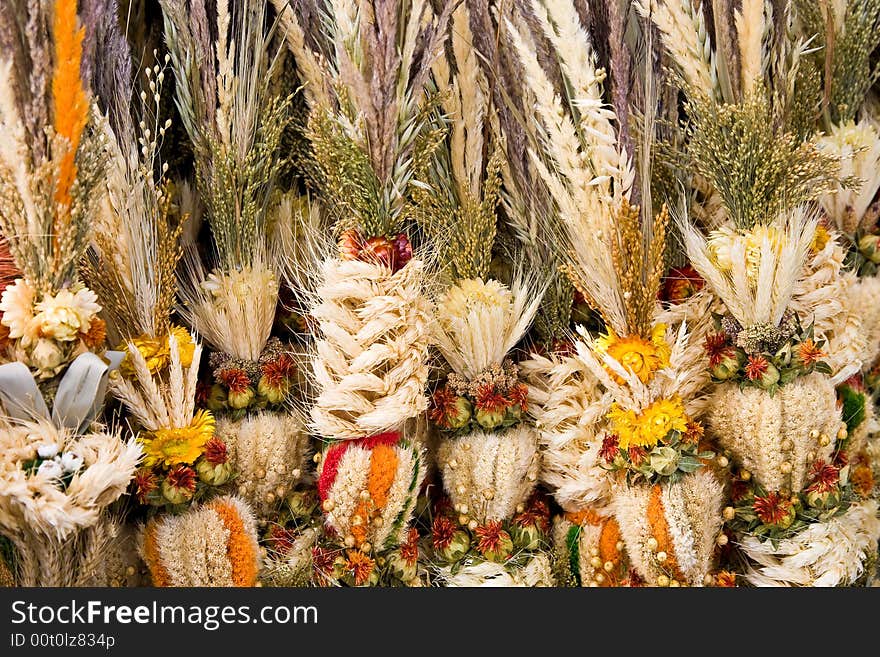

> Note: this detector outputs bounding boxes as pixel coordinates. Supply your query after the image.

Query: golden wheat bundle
[501,0,725,586]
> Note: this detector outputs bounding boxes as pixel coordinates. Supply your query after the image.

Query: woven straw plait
[310,258,432,440]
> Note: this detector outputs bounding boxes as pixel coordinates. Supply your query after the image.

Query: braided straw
[310,258,432,439]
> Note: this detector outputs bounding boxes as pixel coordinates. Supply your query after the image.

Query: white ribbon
[0,351,123,434]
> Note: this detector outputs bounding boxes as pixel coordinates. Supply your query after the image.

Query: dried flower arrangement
[0,0,877,591]
[161,0,308,520]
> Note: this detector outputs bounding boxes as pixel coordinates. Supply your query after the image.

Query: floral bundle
[161,0,308,519]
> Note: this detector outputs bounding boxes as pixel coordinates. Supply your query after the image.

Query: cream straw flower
[32,287,100,342]
[0,278,36,342]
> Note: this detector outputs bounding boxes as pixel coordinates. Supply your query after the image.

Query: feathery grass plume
[797,0,880,125]
[410,1,503,282]
[678,204,818,328]
[82,48,186,342]
[279,0,454,239]
[0,0,104,294]
[507,0,651,338]
[162,0,290,359]
[634,0,720,101]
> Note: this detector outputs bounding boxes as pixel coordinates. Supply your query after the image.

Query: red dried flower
[135,469,157,504]
[267,525,296,555]
[507,383,529,411]
[843,373,866,392]
[599,434,620,462]
[217,368,250,393]
[393,233,413,270]
[203,437,228,465]
[474,521,510,557]
[166,465,197,493]
[730,479,750,503]
[806,460,840,494]
[312,546,336,582]
[620,571,645,587]
[195,380,211,406]
[660,265,704,304]
[798,339,825,367]
[429,386,458,428]
[704,333,732,367]
[753,491,792,525]
[361,236,395,269]
[628,445,647,466]
[432,514,457,550]
[400,528,419,565]
[262,354,295,387]
[474,384,509,414]
[744,354,769,381]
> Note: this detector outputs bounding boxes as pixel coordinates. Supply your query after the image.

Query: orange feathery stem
[51,0,88,256]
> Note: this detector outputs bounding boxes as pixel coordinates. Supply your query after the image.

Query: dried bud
[437,530,470,563]
[227,386,255,410]
[475,407,505,430]
[205,384,228,411]
[196,458,232,486]
[257,375,290,404]
[858,234,880,264]
[710,350,743,381]
[386,550,418,583]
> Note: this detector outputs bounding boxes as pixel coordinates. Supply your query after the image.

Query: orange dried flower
[474,521,511,557]
[716,571,737,587]
[798,339,825,366]
[400,528,419,565]
[80,316,106,349]
[744,354,769,381]
[344,549,375,586]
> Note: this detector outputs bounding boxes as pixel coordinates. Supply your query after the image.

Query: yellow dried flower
[595,324,671,384]
[142,410,215,468]
[120,325,194,377]
[608,396,689,449]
